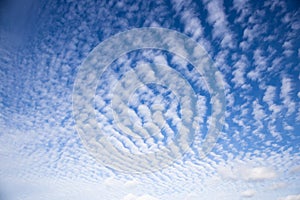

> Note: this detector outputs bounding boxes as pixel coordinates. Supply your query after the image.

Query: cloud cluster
[0,0,299,199]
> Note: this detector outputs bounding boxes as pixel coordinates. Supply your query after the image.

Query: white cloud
[242,167,276,181]
[233,0,251,23]
[280,76,296,115]
[252,100,266,134]
[278,194,300,200]
[263,86,276,107]
[203,0,234,48]
[232,55,249,88]
[218,163,277,182]
[241,189,256,198]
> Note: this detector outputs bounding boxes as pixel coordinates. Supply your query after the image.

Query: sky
[0,0,300,199]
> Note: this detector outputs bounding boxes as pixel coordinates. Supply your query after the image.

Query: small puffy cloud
[104,177,122,187]
[124,180,140,189]
[217,165,237,180]
[278,194,300,200]
[242,167,277,181]
[241,189,256,198]
[218,165,277,181]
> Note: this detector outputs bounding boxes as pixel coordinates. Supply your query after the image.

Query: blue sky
[0,0,300,199]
